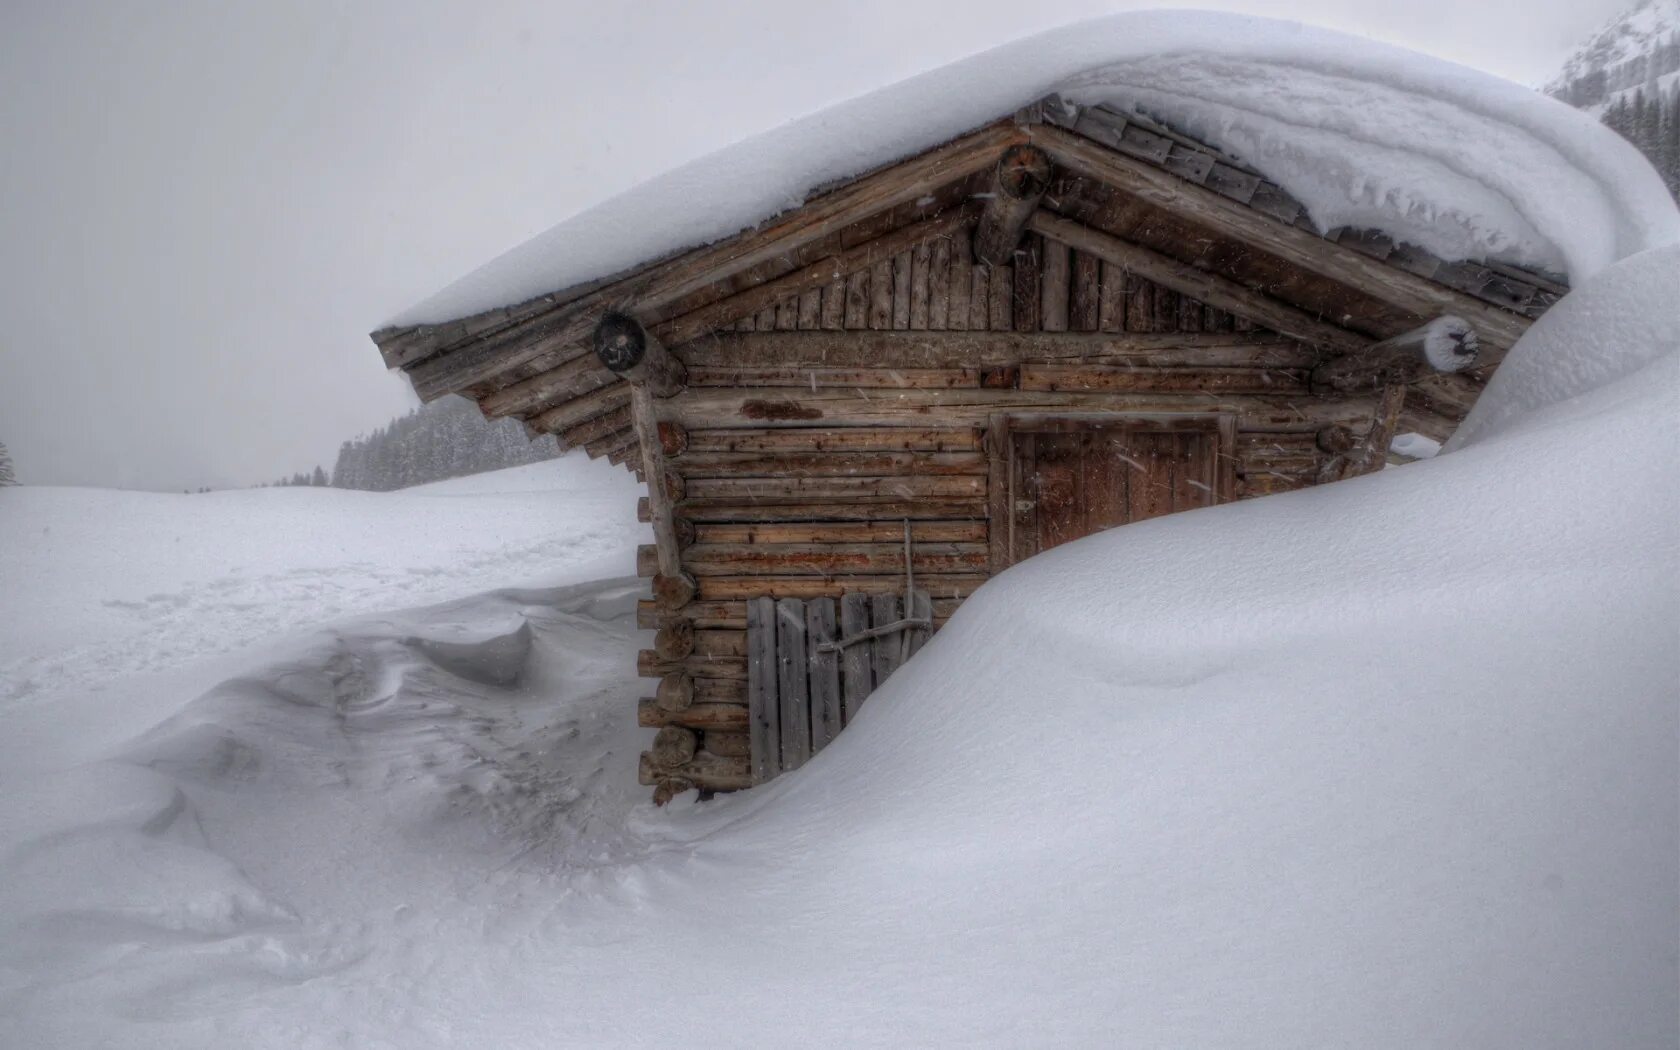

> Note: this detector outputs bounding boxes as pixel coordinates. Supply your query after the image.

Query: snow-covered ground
[3,245,1675,1047]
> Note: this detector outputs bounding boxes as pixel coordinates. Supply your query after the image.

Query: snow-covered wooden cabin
[371,94,1568,802]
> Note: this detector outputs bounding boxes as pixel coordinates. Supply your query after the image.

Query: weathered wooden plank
[1098,260,1127,333]
[682,475,984,503]
[1070,251,1102,332]
[693,520,986,545]
[820,279,846,331]
[906,587,933,659]
[479,352,615,419]
[868,258,893,330]
[527,382,629,436]
[658,386,1381,432]
[1019,365,1310,395]
[638,650,745,680]
[987,262,1013,330]
[929,235,952,330]
[674,450,986,478]
[698,575,987,602]
[871,594,904,685]
[909,241,932,330]
[1013,234,1041,332]
[1027,211,1367,353]
[638,699,748,730]
[844,269,870,329]
[840,592,874,724]
[1041,237,1071,332]
[677,330,1308,370]
[948,231,972,332]
[662,542,987,577]
[640,595,966,631]
[687,365,985,389]
[652,498,988,523]
[807,600,842,753]
[775,598,811,771]
[746,597,778,784]
[638,750,751,791]
[969,264,990,331]
[681,425,983,454]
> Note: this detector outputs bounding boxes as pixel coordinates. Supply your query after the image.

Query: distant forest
[1600,84,1680,201]
[264,396,560,491]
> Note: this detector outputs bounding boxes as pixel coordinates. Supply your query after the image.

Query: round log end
[655,672,695,713]
[652,726,699,769]
[672,517,696,549]
[1421,315,1479,372]
[593,312,648,373]
[657,421,689,457]
[652,572,698,611]
[995,144,1053,201]
[652,777,694,807]
[1316,424,1357,454]
[654,619,696,661]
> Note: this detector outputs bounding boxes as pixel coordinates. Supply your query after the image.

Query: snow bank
[1448,244,1680,449]
[4,222,1674,1047]
[0,456,646,712]
[390,10,1679,327]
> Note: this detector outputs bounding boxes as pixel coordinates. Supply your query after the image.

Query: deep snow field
[3,247,1678,1047]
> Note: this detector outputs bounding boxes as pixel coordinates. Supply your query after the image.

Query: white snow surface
[5,248,1678,1047]
[389,10,1679,329]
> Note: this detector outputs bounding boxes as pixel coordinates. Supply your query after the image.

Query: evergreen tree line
[1550,32,1680,108]
[0,440,16,487]
[1601,81,1680,201]
[323,395,560,492]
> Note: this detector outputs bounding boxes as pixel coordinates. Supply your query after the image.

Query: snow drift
[391,10,1679,327]
[4,256,1675,1046]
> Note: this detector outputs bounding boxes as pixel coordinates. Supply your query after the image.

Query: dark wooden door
[1004,420,1227,565]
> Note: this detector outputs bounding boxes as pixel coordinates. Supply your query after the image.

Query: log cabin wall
[632,222,1386,793]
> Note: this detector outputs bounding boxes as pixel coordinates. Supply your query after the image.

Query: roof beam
[1027,123,1532,350]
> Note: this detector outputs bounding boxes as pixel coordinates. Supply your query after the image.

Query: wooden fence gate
[747,588,933,783]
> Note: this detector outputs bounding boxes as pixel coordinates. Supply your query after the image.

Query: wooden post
[973,145,1053,267]
[1320,385,1408,482]
[1311,315,1479,393]
[599,313,695,611]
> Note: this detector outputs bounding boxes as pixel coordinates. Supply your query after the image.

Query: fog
[0,0,1626,491]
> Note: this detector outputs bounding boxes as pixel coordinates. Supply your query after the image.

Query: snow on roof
[388,11,1680,329]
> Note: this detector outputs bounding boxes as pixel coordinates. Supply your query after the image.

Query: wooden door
[996,417,1232,567]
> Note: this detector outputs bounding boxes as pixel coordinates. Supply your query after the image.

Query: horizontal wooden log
[694,574,987,602]
[1029,123,1531,352]
[1026,211,1365,353]
[480,352,615,419]
[639,650,746,681]
[638,750,751,791]
[638,699,748,730]
[674,450,985,479]
[676,330,1310,370]
[641,496,986,524]
[657,386,1380,432]
[682,475,983,504]
[692,520,987,545]
[701,730,751,758]
[638,596,966,631]
[559,405,633,448]
[1237,473,1316,497]
[1019,365,1309,395]
[680,425,983,454]
[527,383,629,435]
[688,365,986,389]
[1311,315,1479,393]
[643,542,987,577]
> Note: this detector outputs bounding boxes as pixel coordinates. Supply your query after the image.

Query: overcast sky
[0,0,1631,491]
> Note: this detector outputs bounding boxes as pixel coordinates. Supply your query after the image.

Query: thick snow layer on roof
[390,10,1680,328]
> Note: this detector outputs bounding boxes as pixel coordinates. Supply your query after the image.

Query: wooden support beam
[1311,315,1479,393]
[973,145,1053,266]
[638,750,751,792]
[638,698,747,730]
[677,329,1311,370]
[1026,210,1366,353]
[1029,123,1531,351]
[1320,384,1408,482]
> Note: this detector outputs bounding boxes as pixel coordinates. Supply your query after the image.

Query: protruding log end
[1418,315,1479,372]
[652,572,698,610]
[995,143,1053,202]
[654,620,695,661]
[651,777,694,806]
[655,672,695,713]
[1316,424,1357,454]
[594,312,648,373]
[973,145,1054,267]
[657,421,689,457]
[651,726,699,769]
